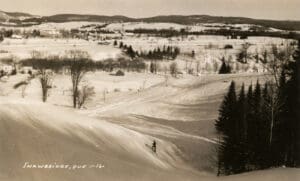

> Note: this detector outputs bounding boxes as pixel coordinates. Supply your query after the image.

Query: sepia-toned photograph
[0,0,299,180]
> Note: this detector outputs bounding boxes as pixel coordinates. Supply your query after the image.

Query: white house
[0,65,14,74]
[11,34,23,39]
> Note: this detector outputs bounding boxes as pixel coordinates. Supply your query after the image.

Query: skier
[152,140,156,153]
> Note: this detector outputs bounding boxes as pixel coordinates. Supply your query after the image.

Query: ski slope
[0,99,201,181]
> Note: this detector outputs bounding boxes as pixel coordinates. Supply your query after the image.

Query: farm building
[0,64,14,74]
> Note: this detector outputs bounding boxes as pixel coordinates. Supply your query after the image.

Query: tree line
[21,56,147,73]
[215,40,300,175]
[126,28,188,38]
[126,28,300,39]
[116,41,180,60]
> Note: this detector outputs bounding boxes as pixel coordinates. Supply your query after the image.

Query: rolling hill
[0,10,38,22]
[0,9,299,31]
[23,14,300,31]
[23,14,132,23]
[140,15,300,31]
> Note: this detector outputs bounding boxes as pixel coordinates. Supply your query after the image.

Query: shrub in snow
[169,62,178,77]
[115,70,125,76]
[114,88,121,92]
[224,44,233,49]
[77,85,95,108]
[11,69,17,75]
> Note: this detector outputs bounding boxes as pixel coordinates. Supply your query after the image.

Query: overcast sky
[2,0,300,20]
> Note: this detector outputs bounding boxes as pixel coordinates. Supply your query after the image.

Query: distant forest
[21,15,300,31]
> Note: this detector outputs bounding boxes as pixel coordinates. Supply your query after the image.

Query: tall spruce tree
[280,40,300,167]
[275,70,289,166]
[216,81,238,175]
[245,84,256,167]
[253,81,263,167]
[261,82,273,167]
[215,81,237,134]
[235,83,248,172]
[237,84,247,140]
[296,40,300,167]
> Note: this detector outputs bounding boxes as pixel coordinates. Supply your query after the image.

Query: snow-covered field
[118,35,293,73]
[121,35,289,54]
[0,38,121,61]
[0,33,293,74]
[0,71,299,180]
[0,72,267,170]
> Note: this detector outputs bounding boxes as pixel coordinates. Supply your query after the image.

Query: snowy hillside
[0,99,201,181]
[0,10,38,22]
[0,94,298,180]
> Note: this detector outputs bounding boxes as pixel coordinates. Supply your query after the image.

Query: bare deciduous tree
[78,85,95,108]
[263,43,294,87]
[236,43,251,64]
[30,52,54,102]
[65,50,91,108]
[260,42,295,145]
[30,50,45,59]
[195,61,200,75]
[170,62,178,77]
[39,69,52,102]
[14,79,31,98]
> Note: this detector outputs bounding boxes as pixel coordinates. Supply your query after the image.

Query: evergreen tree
[173,47,180,59]
[219,58,231,74]
[216,81,238,175]
[167,46,172,56]
[150,62,155,73]
[157,47,162,59]
[219,61,227,74]
[274,70,289,166]
[113,40,118,46]
[261,82,273,167]
[148,50,153,59]
[278,40,300,167]
[237,84,247,140]
[216,81,237,134]
[126,46,135,59]
[245,83,255,167]
[119,41,123,48]
[234,83,248,172]
[296,40,300,167]
[295,40,300,167]
[252,81,265,168]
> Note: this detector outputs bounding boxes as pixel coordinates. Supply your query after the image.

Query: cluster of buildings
[0,64,34,76]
